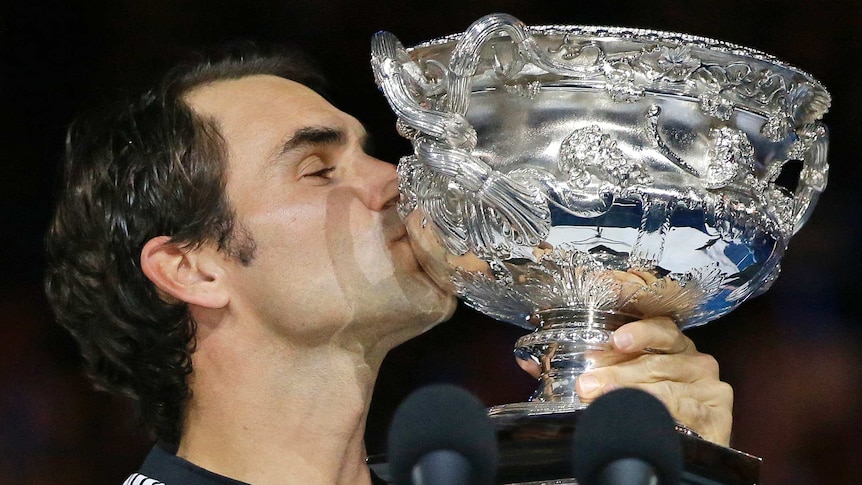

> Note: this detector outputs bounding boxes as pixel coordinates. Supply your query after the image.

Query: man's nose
[357,155,399,211]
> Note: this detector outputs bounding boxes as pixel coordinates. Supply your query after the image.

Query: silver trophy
[371,13,828,483]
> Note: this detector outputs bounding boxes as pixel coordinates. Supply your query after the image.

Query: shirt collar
[139,444,250,485]
[139,443,389,484]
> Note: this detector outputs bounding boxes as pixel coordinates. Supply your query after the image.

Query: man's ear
[140,236,229,309]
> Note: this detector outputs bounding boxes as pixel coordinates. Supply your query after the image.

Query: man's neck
[176,318,386,485]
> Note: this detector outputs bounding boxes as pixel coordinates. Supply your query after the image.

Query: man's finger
[579,352,721,390]
[612,316,693,354]
[622,380,734,446]
[575,375,733,446]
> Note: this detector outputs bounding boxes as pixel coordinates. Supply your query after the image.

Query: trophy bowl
[372,13,829,422]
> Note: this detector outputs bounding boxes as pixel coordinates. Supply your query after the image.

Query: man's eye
[306,167,335,178]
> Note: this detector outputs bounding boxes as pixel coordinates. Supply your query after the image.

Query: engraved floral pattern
[704,127,756,189]
[625,263,724,318]
[637,45,701,82]
[763,186,796,234]
[603,61,644,102]
[452,242,730,327]
[700,88,735,121]
[559,125,652,189]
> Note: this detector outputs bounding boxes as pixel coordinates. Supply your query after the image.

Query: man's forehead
[184,74,365,145]
[184,74,328,118]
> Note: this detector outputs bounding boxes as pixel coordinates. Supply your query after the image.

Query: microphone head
[387,384,499,485]
[572,388,683,485]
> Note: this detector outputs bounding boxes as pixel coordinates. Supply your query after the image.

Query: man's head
[45,45,454,444]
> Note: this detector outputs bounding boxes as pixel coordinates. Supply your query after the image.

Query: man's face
[185,75,455,348]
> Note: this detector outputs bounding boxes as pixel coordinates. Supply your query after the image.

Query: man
[45,45,732,484]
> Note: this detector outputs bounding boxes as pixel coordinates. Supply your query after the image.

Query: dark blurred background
[1,1,860,483]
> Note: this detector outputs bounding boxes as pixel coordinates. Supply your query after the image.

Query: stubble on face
[183,75,455,349]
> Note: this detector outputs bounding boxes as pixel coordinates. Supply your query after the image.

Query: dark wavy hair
[44,44,326,444]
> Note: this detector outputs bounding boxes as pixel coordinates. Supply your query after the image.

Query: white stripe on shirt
[123,472,165,485]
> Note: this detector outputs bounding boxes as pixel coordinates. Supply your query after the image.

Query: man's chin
[412,285,458,335]
[378,296,457,351]
[416,275,458,323]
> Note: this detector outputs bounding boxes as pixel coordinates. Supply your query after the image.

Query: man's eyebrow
[278,126,346,156]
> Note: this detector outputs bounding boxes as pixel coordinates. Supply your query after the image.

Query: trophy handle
[372,23,552,258]
[371,31,476,149]
[789,122,829,234]
[445,13,600,114]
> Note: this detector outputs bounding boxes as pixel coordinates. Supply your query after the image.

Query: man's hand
[578,316,733,446]
[518,316,733,446]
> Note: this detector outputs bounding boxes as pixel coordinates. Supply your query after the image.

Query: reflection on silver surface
[372,13,829,415]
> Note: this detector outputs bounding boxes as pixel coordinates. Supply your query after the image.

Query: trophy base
[368,409,761,484]
[488,401,588,417]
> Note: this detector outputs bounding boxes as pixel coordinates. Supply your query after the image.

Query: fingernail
[614,331,634,351]
[578,375,600,394]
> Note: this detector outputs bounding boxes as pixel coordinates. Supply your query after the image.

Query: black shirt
[124,444,388,484]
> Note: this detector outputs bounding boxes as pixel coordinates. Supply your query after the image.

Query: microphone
[572,388,683,485]
[387,384,499,485]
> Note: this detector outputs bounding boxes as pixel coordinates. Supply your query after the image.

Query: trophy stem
[489,308,638,417]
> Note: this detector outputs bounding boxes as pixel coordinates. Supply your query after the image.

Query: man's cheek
[352,229,396,285]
